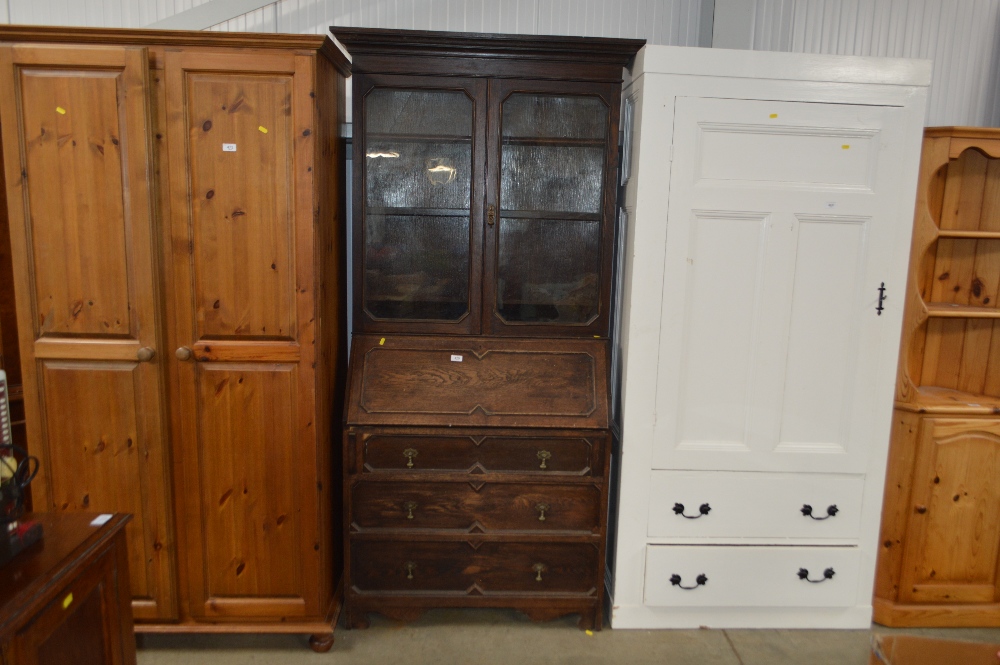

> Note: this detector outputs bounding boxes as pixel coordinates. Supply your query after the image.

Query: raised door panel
[485,79,619,337]
[0,45,176,620]
[899,418,1000,604]
[164,50,322,619]
[653,96,906,473]
[353,74,486,335]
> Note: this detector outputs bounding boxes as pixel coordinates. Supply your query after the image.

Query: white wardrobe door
[652,97,907,474]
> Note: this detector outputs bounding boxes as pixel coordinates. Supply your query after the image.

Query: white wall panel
[747,0,1000,127]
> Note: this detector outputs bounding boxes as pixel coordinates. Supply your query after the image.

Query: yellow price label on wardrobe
[62,593,73,609]
[56,107,66,115]
[379,338,385,346]
[258,126,268,134]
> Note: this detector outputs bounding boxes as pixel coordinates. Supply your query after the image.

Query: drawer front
[647,471,864,540]
[644,545,861,608]
[352,540,600,595]
[361,433,601,476]
[351,481,601,533]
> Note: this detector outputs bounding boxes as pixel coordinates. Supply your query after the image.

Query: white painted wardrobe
[611,46,930,629]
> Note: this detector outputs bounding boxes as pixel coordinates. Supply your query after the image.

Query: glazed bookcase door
[0,44,177,621]
[354,74,487,335]
[164,50,323,620]
[485,79,619,337]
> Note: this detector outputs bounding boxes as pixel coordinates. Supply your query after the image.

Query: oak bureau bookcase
[333,28,642,630]
[0,26,349,651]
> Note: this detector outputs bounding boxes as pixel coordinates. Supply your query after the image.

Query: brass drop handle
[535,503,549,522]
[533,563,546,582]
[487,204,495,226]
[175,346,194,361]
[405,561,416,580]
[136,347,155,363]
[404,501,417,520]
[537,450,552,470]
[403,448,418,469]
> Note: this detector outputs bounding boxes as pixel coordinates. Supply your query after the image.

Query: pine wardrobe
[0,27,348,650]
[611,46,929,628]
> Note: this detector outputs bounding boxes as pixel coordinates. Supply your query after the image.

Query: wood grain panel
[18,68,132,337]
[351,540,600,595]
[350,481,602,533]
[899,418,1000,604]
[195,363,303,600]
[185,72,296,341]
[0,44,176,621]
[38,361,173,612]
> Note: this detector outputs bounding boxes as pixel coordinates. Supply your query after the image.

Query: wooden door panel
[196,363,304,601]
[18,70,131,337]
[186,73,296,341]
[900,418,1000,603]
[165,51,321,619]
[0,45,177,620]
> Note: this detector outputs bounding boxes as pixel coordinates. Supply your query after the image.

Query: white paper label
[450,355,463,362]
[90,514,113,526]
[222,143,237,152]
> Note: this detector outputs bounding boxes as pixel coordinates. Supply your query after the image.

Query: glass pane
[364,215,470,321]
[502,94,608,139]
[365,89,473,137]
[496,218,600,324]
[501,144,605,213]
[366,140,471,209]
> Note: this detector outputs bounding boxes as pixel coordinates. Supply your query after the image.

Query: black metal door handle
[798,567,835,583]
[673,502,711,519]
[801,504,839,520]
[877,282,886,315]
[670,573,708,590]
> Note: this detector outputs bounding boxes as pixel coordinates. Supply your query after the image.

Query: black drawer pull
[801,504,838,520]
[669,573,707,590]
[797,567,835,583]
[673,502,711,519]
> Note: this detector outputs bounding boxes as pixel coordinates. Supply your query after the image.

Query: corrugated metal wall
[748,0,1000,126]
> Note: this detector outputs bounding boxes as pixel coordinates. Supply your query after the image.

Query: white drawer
[647,471,864,540]
[644,545,861,608]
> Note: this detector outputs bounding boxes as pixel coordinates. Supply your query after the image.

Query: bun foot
[309,633,334,653]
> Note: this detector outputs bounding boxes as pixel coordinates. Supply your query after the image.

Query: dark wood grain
[0,513,135,665]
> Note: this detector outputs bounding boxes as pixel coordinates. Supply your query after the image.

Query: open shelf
[897,386,1000,415]
[925,303,1000,319]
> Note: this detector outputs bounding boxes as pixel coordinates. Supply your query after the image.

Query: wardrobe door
[0,45,177,620]
[164,50,323,619]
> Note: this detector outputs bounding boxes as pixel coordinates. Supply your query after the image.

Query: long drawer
[644,545,861,608]
[352,540,600,595]
[647,471,864,540]
[359,432,602,476]
[351,480,602,533]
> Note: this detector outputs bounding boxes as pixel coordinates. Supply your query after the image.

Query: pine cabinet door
[0,45,177,620]
[163,50,325,620]
[651,96,910,474]
[898,417,1000,604]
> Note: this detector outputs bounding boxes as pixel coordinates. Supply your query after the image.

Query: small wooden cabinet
[875,128,1000,627]
[334,29,642,629]
[0,27,348,647]
[0,513,136,665]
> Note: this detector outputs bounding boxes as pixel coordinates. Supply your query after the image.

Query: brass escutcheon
[405,561,416,580]
[533,563,546,582]
[535,503,549,522]
[537,450,552,470]
[403,448,418,468]
[404,501,417,519]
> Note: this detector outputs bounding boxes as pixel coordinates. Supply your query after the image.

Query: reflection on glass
[364,215,470,321]
[501,144,604,213]
[502,94,608,140]
[363,88,474,322]
[496,218,600,324]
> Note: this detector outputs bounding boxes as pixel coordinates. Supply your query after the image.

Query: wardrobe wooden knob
[175,346,194,361]
[136,347,155,362]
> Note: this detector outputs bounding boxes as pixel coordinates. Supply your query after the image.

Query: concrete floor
[135,609,1000,665]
